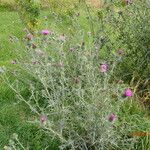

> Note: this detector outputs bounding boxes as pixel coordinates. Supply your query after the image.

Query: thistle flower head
[124,88,133,97]
[41,29,50,35]
[40,115,47,123]
[108,113,117,122]
[26,33,33,40]
[100,63,108,73]
[125,0,132,5]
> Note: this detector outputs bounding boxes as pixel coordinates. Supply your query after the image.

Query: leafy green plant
[15,0,40,32]
[110,0,150,80]
[46,0,78,18]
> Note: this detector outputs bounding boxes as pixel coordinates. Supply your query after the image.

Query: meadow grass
[0,7,59,149]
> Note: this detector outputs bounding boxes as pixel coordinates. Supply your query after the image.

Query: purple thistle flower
[41,29,50,35]
[123,88,133,97]
[99,63,108,73]
[125,0,132,5]
[40,115,47,123]
[26,33,33,40]
[108,113,117,122]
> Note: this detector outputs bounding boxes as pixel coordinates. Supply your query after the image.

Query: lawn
[0,0,150,150]
[0,7,59,149]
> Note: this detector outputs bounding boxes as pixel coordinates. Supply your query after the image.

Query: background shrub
[102,0,150,81]
[15,0,40,32]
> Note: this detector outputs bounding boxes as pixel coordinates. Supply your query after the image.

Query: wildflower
[11,60,17,64]
[108,113,117,122]
[125,0,132,5]
[41,29,50,35]
[99,63,108,73]
[40,115,47,124]
[26,33,33,40]
[124,88,133,97]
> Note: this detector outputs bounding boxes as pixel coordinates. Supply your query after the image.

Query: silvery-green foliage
[5,29,138,150]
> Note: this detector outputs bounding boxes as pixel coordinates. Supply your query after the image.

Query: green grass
[0,11,23,65]
[0,7,59,149]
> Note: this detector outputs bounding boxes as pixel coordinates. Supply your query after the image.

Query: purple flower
[40,115,47,123]
[100,64,108,73]
[124,88,133,97]
[41,29,50,35]
[26,33,33,40]
[125,0,132,5]
[108,113,117,122]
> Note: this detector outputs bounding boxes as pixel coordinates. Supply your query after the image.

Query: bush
[3,28,141,149]
[104,0,150,80]
[15,0,40,32]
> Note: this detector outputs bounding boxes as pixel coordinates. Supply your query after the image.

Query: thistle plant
[2,27,139,149]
